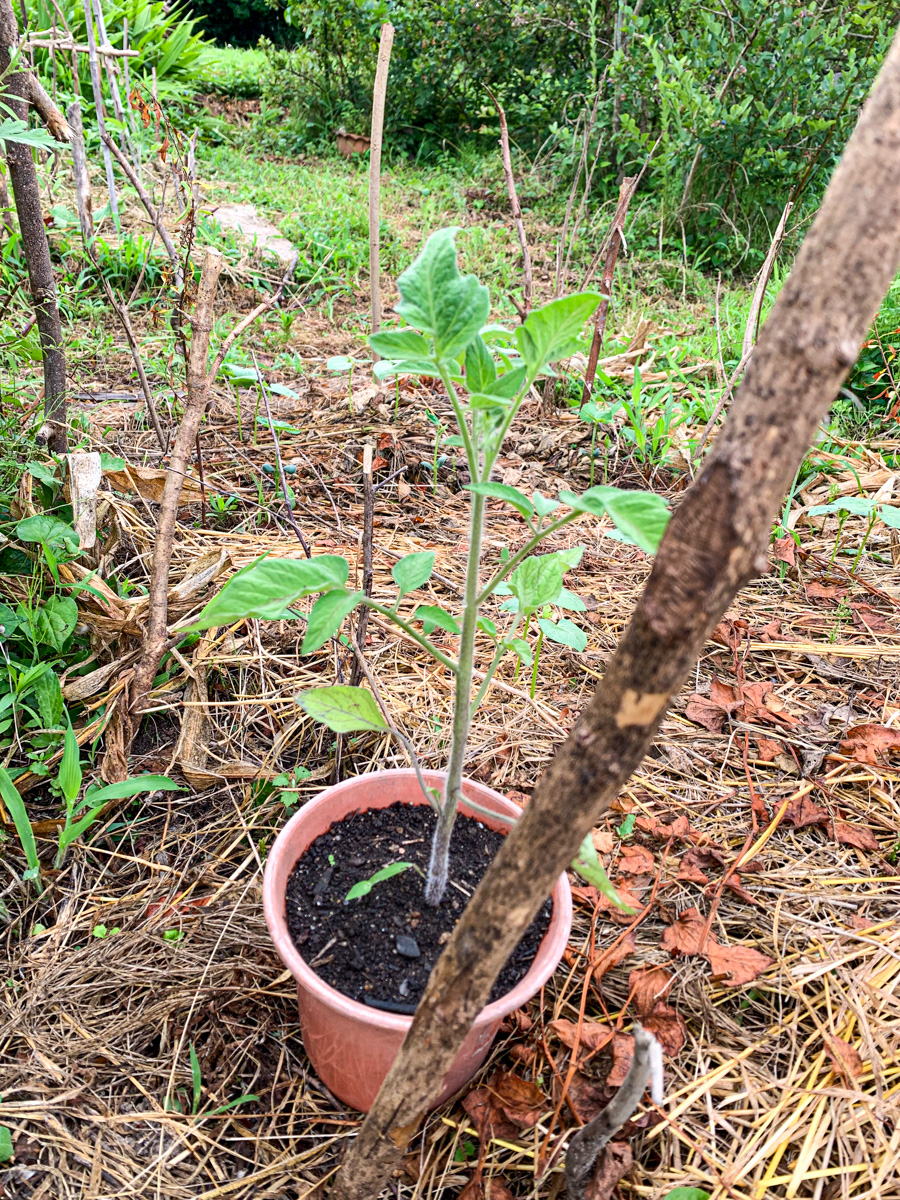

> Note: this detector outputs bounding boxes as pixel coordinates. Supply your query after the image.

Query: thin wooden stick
[206,253,299,385]
[128,249,224,730]
[742,200,794,362]
[99,130,182,287]
[368,23,393,345]
[580,175,638,405]
[81,0,117,224]
[484,85,532,316]
[350,444,375,687]
[66,100,92,241]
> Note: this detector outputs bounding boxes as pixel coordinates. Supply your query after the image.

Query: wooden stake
[66,100,93,241]
[368,22,393,344]
[81,0,117,224]
[485,85,532,316]
[350,443,375,687]
[329,22,900,1199]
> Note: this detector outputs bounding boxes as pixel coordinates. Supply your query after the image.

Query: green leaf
[509,555,565,612]
[326,355,356,372]
[207,1094,260,1116]
[396,228,490,363]
[465,482,535,518]
[190,1043,202,1114]
[483,365,528,399]
[33,669,63,729]
[464,336,497,393]
[392,551,435,595]
[0,600,20,636]
[516,293,600,372]
[77,775,181,809]
[298,686,388,734]
[302,589,363,654]
[879,505,900,528]
[372,358,443,379]
[555,587,587,612]
[34,596,78,650]
[538,617,587,651]
[618,813,636,838]
[100,453,126,471]
[507,637,533,666]
[0,1124,12,1163]
[189,555,350,630]
[560,486,670,554]
[0,766,39,883]
[0,117,62,150]
[572,833,636,912]
[533,491,560,518]
[808,496,874,517]
[27,462,58,489]
[415,605,460,635]
[269,383,300,398]
[477,616,498,639]
[370,328,431,359]
[662,1190,712,1200]
[16,514,79,552]
[58,724,83,806]
[467,392,513,413]
[346,861,415,902]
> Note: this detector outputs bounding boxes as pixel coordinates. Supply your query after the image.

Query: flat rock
[396,935,420,959]
[213,201,295,266]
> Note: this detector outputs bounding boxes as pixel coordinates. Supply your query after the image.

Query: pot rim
[262,768,572,1033]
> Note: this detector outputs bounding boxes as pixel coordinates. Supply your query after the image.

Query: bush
[184,0,290,47]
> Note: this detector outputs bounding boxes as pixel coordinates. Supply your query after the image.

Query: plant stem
[471,611,523,712]
[476,511,580,606]
[424,490,486,906]
[361,598,459,674]
[529,628,544,698]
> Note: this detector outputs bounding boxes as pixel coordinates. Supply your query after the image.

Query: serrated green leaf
[188,556,350,630]
[464,336,497,393]
[392,551,435,595]
[302,589,363,654]
[467,392,513,412]
[516,293,600,372]
[370,328,431,359]
[560,486,670,554]
[415,605,460,635]
[572,833,635,912]
[346,860,414,901]
[509,555,565,611]
[465,482,534,518]
[396,228,490,363]
[298,686,387,734]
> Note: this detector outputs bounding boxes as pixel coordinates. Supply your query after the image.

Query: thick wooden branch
[29,75,71,140]
[330,28,900,1199]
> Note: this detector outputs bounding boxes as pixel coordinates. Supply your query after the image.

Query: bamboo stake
[485,85,532,317]
[66,101,93,241]
[368,22,393,345]
[81,0,117,225]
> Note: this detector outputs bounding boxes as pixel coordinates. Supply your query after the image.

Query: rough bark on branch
[0,0,67,451]
[329,29,900,1199]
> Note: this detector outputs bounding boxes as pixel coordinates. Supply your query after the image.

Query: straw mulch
[2,354,900,1200]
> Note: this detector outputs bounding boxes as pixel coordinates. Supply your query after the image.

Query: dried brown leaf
[642,1002,687,1055]
[617,844,655,877]
[585,1140,633,1200]
[628,965,674,1016]
[705,940,773,986]
[660,906,707,956]
[592,933,636,983]
[824,1035,864,1081]
[782,794,830,829]
[685,694,727,733]
[827,820,880,852]
[840,723,900,765]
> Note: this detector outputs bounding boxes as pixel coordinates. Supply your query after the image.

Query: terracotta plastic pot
[263,769,572,1112]
[335,131,371,157]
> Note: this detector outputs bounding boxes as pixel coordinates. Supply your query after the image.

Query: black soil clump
[284,801,553,1012]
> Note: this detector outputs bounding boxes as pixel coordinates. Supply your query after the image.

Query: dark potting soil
[284,802,553,1012]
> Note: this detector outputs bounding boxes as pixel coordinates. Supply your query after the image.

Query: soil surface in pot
[285,801,553,1012]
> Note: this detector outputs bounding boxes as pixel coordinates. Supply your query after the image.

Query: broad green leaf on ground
[326,355,356,372]
[222,364,261,383]
[35,596,78,650]
[808,496,874,517]
[508,555,564,611]
[16,514,79,552]
[879,505,900,528]
[516,293,600,371]
[392,551,435,595]
[662,1190,712,1200]
[370,328,431,359]
[464,336,497,393]
[302,589,363,653]
[465,482,535,518]
[539,617,588,652]
[415,605,460,635]
[395,228,490,363]
[560,486,670,554]
[346,861,415,901]
[188,556,350,630]
[298,686,387,734]
[572,833,636,912]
